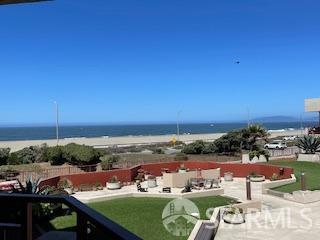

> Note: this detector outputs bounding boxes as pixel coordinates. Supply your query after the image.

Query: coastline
[0,129,305,152]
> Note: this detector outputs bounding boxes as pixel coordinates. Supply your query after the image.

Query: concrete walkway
[216,178,320,240]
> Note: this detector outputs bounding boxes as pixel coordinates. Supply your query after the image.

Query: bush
[182,140,206,154]
[152,148,165,154]
[62,143,100,165]
[296,135,320,154]
[57,178,73,189]
[100,155,121,170]
[214,131,243,154]
[270,173,279,181]
[108,176,119,183]
[46,146,66,165]
[0,148,10,165]
[174,152,188,161]
[202,143,217,154]
[249,148,270,161]
[13,144,48,164]
[7,152,23,165]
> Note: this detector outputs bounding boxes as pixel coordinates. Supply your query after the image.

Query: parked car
[264,140,287,149]
[283,136,297,141]
[308,127,320,135]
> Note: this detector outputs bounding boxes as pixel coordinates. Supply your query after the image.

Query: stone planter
[224,172,233,181]
[223,212,245,224]
[147,178,157,188]
[250,175,265,182]
[106,181,121,190]
[223,207,245,224]
[298,154,320,162]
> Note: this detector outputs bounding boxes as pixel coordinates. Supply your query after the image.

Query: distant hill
[252,116,299,123]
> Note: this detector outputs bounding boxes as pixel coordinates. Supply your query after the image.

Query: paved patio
[216,178,320,240]
[74,177,223,203]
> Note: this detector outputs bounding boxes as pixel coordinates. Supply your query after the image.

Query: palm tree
[241,125,269,151]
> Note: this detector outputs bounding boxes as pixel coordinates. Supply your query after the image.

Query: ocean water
[0,122,316,141]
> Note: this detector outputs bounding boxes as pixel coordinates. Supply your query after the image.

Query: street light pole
[54,101,59,146]
[177,111,182,141]
[247,108,251,128]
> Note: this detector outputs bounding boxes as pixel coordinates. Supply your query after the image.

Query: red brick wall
[60,168,134,187]
[39,176,60,188]
[140,162,181,176]
[40,161,294,187]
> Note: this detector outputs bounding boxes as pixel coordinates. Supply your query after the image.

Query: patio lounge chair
[204,179,220,189]
[137,183,148,192]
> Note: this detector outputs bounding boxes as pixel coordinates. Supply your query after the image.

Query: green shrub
[270,173,279,181]
[152,148,165,154]
[249,150,260,160]
[0,148,10,165]
[174,152,188,161]
[202,143,217,154]
[214,131,243,154]
[7,152,23,165]
[14,144,48,164]
[296,135,320,154]
[108,176,119,183]
[182,140,206,154]
[46,146,66,165]
[57,178,73,189]
[63,143,100,165]
[100,155,121,170]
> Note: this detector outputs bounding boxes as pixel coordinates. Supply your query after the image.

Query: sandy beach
[0,129,305,152]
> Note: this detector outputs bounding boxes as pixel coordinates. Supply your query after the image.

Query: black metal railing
[0,193,141,240]
[0,0,49,5]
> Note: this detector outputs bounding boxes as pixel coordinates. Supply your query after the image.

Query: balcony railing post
[77,212,87,240]
[21,202,33,240]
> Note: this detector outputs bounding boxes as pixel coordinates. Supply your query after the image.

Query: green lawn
[50,196,232,240]
[267,160,320,193]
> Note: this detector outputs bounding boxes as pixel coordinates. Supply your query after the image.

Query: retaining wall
[40,161,294,188]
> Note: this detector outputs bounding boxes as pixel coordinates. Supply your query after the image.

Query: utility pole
[54,101,59,146]
[247,108,251,128]
[177,111,182,141]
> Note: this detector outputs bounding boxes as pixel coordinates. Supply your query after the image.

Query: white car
[283,136,297,141]
[264,141,287,150]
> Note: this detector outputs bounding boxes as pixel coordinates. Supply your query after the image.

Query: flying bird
[235,61,240,64]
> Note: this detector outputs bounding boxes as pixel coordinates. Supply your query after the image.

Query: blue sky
[0,0,320,125]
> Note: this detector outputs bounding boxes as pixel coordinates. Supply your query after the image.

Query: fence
[17,164,102,182]
[15,154,262,182]
[268,147,300,158]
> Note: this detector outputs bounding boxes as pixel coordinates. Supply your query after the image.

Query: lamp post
[246,108,251,128]
[53,101,59,146]
[246,176,252,200]
[177,111,182,141]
